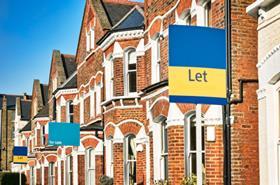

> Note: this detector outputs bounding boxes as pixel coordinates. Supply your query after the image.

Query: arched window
[125,48,137,95]
[184,114,205,182]
[86,148,95,185]
[124,134,136,185]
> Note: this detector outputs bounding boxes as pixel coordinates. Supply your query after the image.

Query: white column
[73,152,78,185]
[196,104,202,185]
[146,137,150,185]
[41,165,44,185]
[58,158,61,185]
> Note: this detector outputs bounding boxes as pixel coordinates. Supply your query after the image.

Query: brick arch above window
[150,98,170,122]
[118,121,142,137]
[176,0,192,17]
[46,154,57,163]
[65,147,73,155]
[104,123,116,139]
[57,147,62,156]
[81,136,100,149]
[149,19,162,39]
[28,160,36,167]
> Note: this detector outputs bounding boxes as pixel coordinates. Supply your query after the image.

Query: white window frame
[124,48,137,96]
[160,121,168,180]
[151,37,161,84]
[48,162,55,185]
[90,88,95,118]
[204,1,211,27]
[185,114,205,182]
[86,148,96,185]
[66,101,74,123]
[90,27,95,50]
[106,138,114,177]
[96,84,102,115]
[41,125,45,146]
[86,30,91,52]
[66,155,72,185]
[124,135,137,185]
[80,95,84,124]
[57,104,61,122]
[105,56,114,100]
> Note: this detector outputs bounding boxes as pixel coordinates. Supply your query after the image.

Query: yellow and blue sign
[13,146,28,164]
[169,25,227,105]
[48,122,80,146]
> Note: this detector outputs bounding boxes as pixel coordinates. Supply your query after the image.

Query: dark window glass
[128,71,136,93]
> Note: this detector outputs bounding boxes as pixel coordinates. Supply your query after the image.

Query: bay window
[124,135,136,185]
[86,148,96,185]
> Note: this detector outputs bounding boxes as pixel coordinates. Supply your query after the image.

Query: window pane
[190,120,196,150]
[128,71,136,93]
[128,63,136,70]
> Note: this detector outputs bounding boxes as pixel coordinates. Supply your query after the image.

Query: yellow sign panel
[13,156,28,164]
[169,66,226,98]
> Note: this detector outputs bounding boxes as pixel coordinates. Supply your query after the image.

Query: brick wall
[113,143,124,185]
[78,155,85,185]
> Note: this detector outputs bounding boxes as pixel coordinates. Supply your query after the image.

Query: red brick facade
[15,0,259,185]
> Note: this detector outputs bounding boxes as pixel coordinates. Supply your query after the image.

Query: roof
[61,54,76,78]
[63,73,77,89]
[97,5,144,45]
[20,100,31,121]
[0,94,23,110]
[103,2,135,26]
[113,7,144,31]
[35,104,49,118]
[40,84,49,105]
[80,120,103,131]
[20,121,31,132]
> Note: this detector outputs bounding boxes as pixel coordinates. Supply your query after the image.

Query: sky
[0,0,85,95]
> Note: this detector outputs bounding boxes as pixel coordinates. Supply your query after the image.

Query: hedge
[0,172,26,185]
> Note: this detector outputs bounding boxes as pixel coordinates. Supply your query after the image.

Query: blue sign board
[48,122,80,146]
[169,25,227,105]
[13,146,28,164]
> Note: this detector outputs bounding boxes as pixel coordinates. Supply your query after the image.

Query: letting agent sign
[13,146,28,164]
[169,25,227,105]
[48,122,80,146]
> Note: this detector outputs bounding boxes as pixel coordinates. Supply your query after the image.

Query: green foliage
[181,174,197,185]
[99,175,113,185]
[0,172,26,185]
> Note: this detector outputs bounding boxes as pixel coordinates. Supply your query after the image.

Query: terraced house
[12,0,259,184]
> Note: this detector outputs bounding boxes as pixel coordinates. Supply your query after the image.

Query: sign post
[169,25,227,185]
[13,146,28,185]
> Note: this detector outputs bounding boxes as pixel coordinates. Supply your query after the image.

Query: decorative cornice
[257,43,280,69]
[100,30,144,51]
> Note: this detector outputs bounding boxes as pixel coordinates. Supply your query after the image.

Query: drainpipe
[230,79,258,105]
